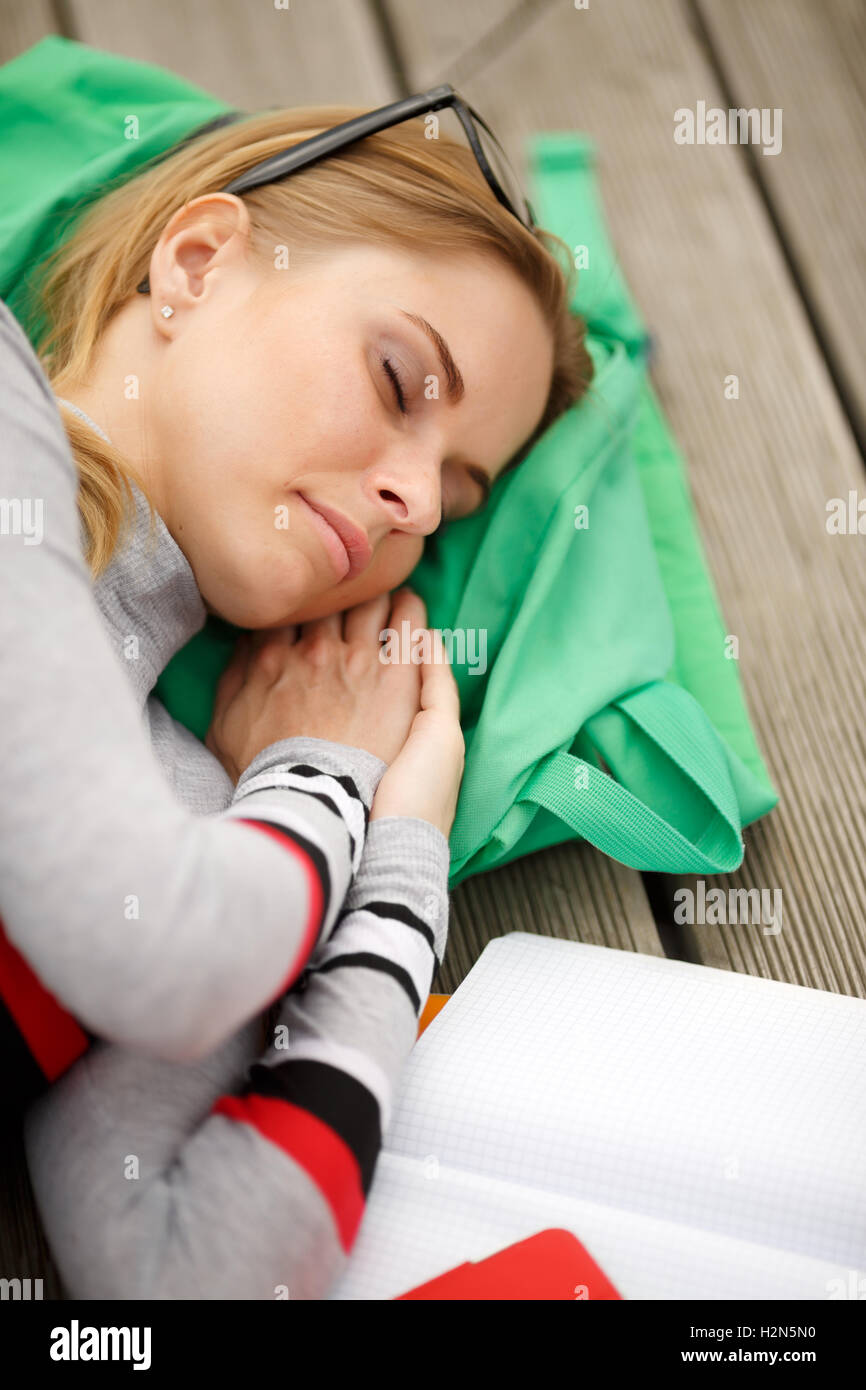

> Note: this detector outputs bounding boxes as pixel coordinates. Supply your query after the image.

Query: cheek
[167,321,290,463]
[284,532,425,622]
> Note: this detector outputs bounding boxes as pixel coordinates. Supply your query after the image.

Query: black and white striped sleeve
[222,735,384,965]
[205,812,451,1276]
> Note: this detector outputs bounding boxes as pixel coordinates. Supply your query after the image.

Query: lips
[296,492,373,582]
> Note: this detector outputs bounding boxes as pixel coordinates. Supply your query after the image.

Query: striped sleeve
[210,813,450,1259]
[219,735,385,993]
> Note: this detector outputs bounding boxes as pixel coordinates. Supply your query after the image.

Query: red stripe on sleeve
[0,916,90,1081]
[213,1093,365,1252]
[235,819,325,996]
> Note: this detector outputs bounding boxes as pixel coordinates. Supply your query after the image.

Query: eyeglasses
[137,84,536,294]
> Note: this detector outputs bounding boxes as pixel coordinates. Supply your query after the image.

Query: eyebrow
[397,309,466,404]
[396,307,494,507]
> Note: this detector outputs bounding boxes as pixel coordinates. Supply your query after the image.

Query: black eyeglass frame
[136,84,536,294]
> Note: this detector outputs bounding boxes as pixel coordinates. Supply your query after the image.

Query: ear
[145,193,253,329]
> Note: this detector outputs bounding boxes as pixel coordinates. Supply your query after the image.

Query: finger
[387,590,429,672]
[234,630,254,678]
[299,609,343,643]
[388,586,428,632]
[342,591,394,646]
[418,627,461,719]
[247,622,299,651]
[244,624,300,688]
[213,632,253,709]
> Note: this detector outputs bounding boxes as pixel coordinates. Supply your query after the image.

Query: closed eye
[377,346,492,531]
[381,355,408,415]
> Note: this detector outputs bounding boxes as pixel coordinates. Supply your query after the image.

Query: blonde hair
[31,105,594,578]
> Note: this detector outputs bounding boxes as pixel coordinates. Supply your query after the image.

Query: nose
[365,448,443,536]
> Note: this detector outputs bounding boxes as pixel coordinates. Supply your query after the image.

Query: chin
[200,589,293,630]
[199,543,421,630]
[202,581,349,630]
[197,555,315,629]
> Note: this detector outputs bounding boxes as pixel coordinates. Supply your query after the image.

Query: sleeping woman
[0,97,592,1297]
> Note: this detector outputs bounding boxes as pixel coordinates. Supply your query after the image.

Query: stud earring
[160,305,175,319]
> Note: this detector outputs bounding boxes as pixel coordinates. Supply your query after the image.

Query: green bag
[0,37,778,889]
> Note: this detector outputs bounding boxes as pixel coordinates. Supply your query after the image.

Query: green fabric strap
[521,680,744,873]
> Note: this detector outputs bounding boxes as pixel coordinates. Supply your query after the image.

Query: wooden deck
[1,0,864,1297]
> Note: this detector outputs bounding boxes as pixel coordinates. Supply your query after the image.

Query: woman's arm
[0,299,383,1062]
[22,814,449,1299]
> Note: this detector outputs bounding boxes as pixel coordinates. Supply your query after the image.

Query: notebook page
[382,934,866,1268]
[329,1151,864,1300]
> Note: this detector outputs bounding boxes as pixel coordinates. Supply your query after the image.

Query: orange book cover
[416,992,450,1039]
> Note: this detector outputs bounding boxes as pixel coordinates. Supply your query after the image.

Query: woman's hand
[205,589,429,785]
[369,627,465,840]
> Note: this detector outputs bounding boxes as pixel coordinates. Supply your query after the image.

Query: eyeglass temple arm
[220,84,457,197]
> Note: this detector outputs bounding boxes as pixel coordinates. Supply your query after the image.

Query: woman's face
[146,214,555,627]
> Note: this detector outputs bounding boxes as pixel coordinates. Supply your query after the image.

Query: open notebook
[328,933,866,1300]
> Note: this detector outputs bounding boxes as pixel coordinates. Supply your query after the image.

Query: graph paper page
[328,1151,864,1300]
[376,934,866,1270]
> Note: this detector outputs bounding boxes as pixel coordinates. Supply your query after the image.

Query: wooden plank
[0,0,57,64]
[382,0,534,91]
[389,0,866,996]
[63,0,397,107]
[436,841,665,992]
[697,0,866,449]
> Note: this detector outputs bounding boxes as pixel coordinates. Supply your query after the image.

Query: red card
[395,1228,622,1300]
